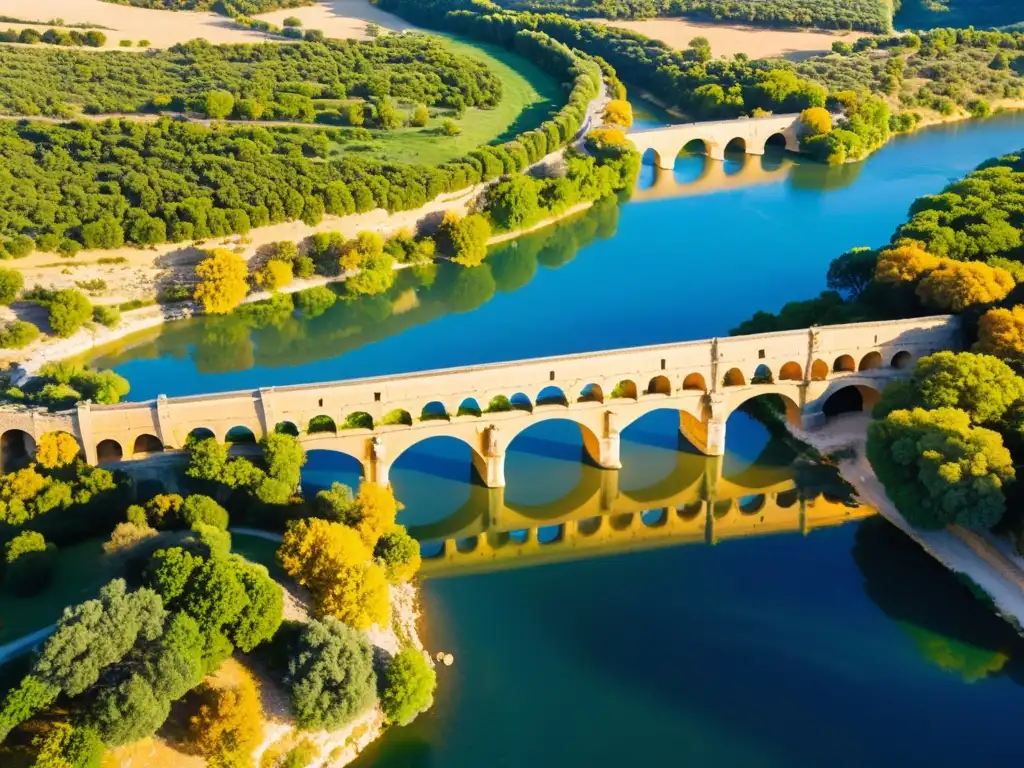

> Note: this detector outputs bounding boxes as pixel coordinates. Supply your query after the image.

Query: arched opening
[307,415,337,434]
[381,409,413,427]
[833,355,856,373]
[777,488,799,508]
[577,516,602,536]
[537,524,563,544]
[132,434,163,455]
[738,494,766,515]
[822,385,881,418]
[506,419,603,484]
[456,398,481,417]
[811,359,829,381]
[96,439,123,465]
[536,386,568,407]
[508,530,529,544]
[421,401,449,421]
[510,393,533,412]
[713,499,732,518]
[420,541,445,559]
[301,449,364,495]
[859,351,883,372]
[732,392,802,429]
[682,138,708,156]
[610,513,634,531]
[763,133,788,152]
[1,429,34,472]
[342,412,373,430]
[390,436,484,523]
[455,536,479,554]
[724,136,747,154]
[779,361,803,381]
[274,421,299,436]
[578,383,603,403]
[723,368,746,387]
[185,427,215,445]
[677,501,703,520]
[891,350,913,370]
[641,508,668,527]
[646,376,671,396]
[610,380,637,399]
[752,364,773,384]
[641,147,666,170]
[683,373,707,391]
[225,426,256,444]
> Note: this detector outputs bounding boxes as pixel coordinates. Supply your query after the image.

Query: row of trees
[0,27,106,46]
[0,34,502,120]
[0,26,599,250]
[98,0,309,13]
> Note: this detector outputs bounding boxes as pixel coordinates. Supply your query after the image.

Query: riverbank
[797,413,1024,634]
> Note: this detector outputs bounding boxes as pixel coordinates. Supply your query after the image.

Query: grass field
[337,35,562,166]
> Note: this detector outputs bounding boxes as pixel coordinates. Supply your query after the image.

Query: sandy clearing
[593,17,865,61]
[0,0,414,49]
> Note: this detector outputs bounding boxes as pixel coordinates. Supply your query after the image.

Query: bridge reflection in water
[410,436,875,579]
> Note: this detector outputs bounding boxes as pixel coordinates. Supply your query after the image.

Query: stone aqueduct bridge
[0,316,958,480]
[628,113,804,169]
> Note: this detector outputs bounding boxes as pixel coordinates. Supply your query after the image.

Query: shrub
[602,99,633,128]
[439,211,491,267]
[190,668,263,768]
[4,531,56,597]
[103,522,158,555]
[441,118,460,136]
[0,320,39,349]
[410,103,429,127]
[374,527,421,583]
[799,106,833,137]
[30,722,103,768]
[47,289,92,337]
[380,648,436,726]
[0,267,23,304]
[294,285,336,317]
[92,305,120,328]
[257,259,293,291]
[182,495,229,531]
[975,306,1024,360]
[285,617,377,731]
[36,431,81,469]
[283,16,302,26]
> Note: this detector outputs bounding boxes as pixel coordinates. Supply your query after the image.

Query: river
[87,111,1024,765]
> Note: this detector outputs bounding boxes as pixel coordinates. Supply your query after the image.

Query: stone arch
[763,132,788,152]
[505,416,603,469]
[713,499,733,518]
[185,427,215,445]
[810,359,829,381]
[610,380,638,399]
[777,488,799,508]
[537,524,564,545]
[307,415,337,434]
[891,350,913,370]
[642,147,670,170]
[683,373,707,391]
[509,393,533,412]
[274,421,300,436]
[1,429,35,472]
[132,434,163,455]
[536,386,568,407]
[677,501,703,520]
[731,391,802,427]
[833,354,855,373]
[578,383,604,403]
[455,536,479,554]
[682,138,708,156]
[225,426,256,444]
[381,409,413,427]
[779,361,803,381]
[738,494,766,515]
[752,364,774,384]
[609,513,634,531]
[822,384,881,418]
[341,411,374,430]
[724,136,747,154]
[577,516,602,536]
[646,376,671,396]
[391,433,489,486]
[456,398,481,417]
[641,508,668,527]
[723,368,745,387]
[96,438,123,465]
[859,351,883,372]
[421,401,449,421]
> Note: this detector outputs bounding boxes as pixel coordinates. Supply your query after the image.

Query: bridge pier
[705,417,727,456]
[600,469,620,512]
[367,436,390,486]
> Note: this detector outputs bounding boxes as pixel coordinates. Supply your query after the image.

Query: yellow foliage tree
[602,99,633,128]
[799,106,833,136]
[874,242,941,283]
[916,260,1014,312]
[191,667,263,768]
[194,249,249,315]
[339,231,385,273]
[974,305,1024,360]
[278,518,390,629]
[351,481,399,547]
[255,259,293,291]
[35,431,80,469]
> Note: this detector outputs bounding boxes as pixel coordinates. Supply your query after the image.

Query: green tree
[285,616,377,731]
[4,530,56,597]
[380,648,436,726]
[146,547,202,602]
[0,267,23,304]
[88,673,170,747]
[30,722,103,768]
[874,352,1024,425]
[230,560,283,652]
[262,431,306,490]
[486,176,542,232]
[867,407,1014,531]
[439,211,491,267]
[182,495,229,531]
[410,103,429,127]
[826,247,876,298]
[205,90,235,120]
[47,289,92,338]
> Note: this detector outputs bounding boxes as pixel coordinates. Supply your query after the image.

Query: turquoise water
[86,112,1024,765]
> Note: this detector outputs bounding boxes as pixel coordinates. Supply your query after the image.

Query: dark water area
[84,111,1024,766]
[893,0,1022,31]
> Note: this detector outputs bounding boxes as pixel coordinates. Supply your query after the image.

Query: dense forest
[0,35,502,120]
[99,0,310,13]
[495,0,893,32]
[0,27,599,250]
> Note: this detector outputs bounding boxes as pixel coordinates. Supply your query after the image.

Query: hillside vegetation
[99,0,310,13]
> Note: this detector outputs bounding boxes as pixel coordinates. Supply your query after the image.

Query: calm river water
[89,112,1024,766]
